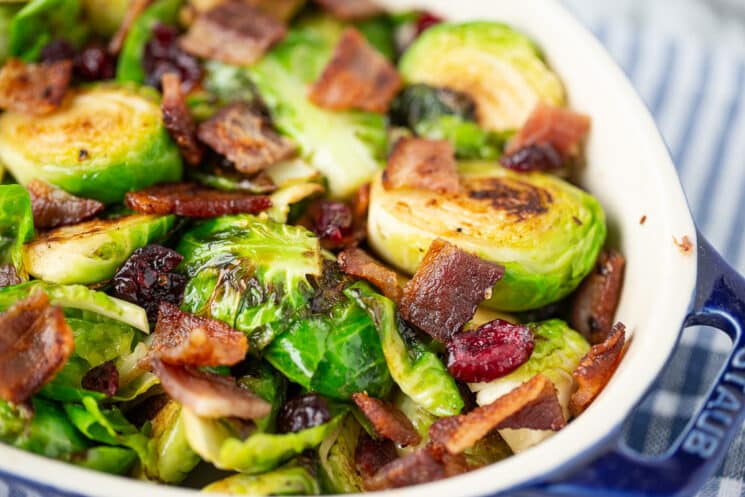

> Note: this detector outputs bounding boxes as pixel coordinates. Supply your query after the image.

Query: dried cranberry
[500,143,563,172]
[310,201,353,243]
[143,23,202,92]
[277,393,331,434]
[446,319,535,383]
[355,432,398,479]
[81,361,119,396]
[111,245,187,322]
[40,40,76,63]
[75,43,115,81]
[415,12,444,36]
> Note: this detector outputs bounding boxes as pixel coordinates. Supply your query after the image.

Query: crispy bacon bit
[309,28,402,114]
[674,235,694,255]
[571,250,625,345]
[0,292,74,404]
[198,102,296,174]
[383,138,459,194]
[506,103,591,160]
[0,265,22,289]
[570,323,626,417]
[0,59,72,116]
[109,0,153,54]
[180,1,287,66]
[339,248,402,302]
[355,432,398,480]
[151,358,271,419]
[125,182,272,218]
[429,375,565,455]
[365,448,446,491]
[26,180,104,229]
[81,361,119,396]
[400,239,504,342]
[313,0,383,20]
[152,302,248,367]
[161,73,204,166]
[352,392,421,447]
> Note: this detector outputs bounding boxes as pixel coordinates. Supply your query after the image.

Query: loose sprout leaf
[149,401,201,483]
[179,214,322,350]
[0,185,33,282]
[8,0,87,62]
[116,0,182,84]
[183,407,344,474]
[0,6,22,64]
[345,282,463,416]
[203,463,321,495]
[319,415,365,493]
[248,17,387,198]
[74,446,138,475]
[238,362,287,433]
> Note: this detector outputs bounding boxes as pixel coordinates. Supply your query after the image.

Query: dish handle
[520,236,745,497]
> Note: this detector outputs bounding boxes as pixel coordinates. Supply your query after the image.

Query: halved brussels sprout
[367,162,606,311]
[399,22,565,131]
[470,319,589,452]
[203,463,320,495]
[149,401,200,483]
[248,17,387,199]
[318,415,365,493]
[0,86,183,203]
[23,214,175,285]
[0,185,33,281]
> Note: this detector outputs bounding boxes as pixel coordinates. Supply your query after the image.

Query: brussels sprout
[179,215,322,350]
[0,86,183,203]
[149,401,200,483]
[248,19,387,199]
[204,464,321,495]
[0,185,33,280]
[470,319,589,452]
[183,408,344,474]
[1,397,88,458]
[399,22,565,131]
[75,446,138,475]
[345,282,463,417]
[8,0,88,62]
[82,0,129,37]
[0,281,149,332]
[23,214,175,285]
[367,162,606,311]
[238,362,286,433]
[265,292,392,400]
[116,0,182,84]
[318,415,364,493]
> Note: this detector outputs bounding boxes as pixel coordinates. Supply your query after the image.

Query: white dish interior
[0,1,699,496]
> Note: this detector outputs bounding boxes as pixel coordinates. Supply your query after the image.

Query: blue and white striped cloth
[580,17,745,497]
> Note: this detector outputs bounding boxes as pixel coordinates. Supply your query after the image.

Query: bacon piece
[506,103,591,159]
[571,250,625,344]
[429,375,565,455]
[26,180,104,229]
[0,292,74,404]
[382,138,459,194]
[125,182,272,218]
[152,302,248,367]
[180,1,287,66]
[198,102,296,174]
[355,433,398,480]
[108,0,153,54]
[151,358,271,419]
[365,448,446,491]
[309,28,402,114]
[0,265,22,288]
[313,0,383,20]
[161,73,204,166]
[400,239,504,342]
[338,248,402,302]
[81,361,119,396]
[0,59,72,116]
[352,392,421,447]
[569,322,626,417]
